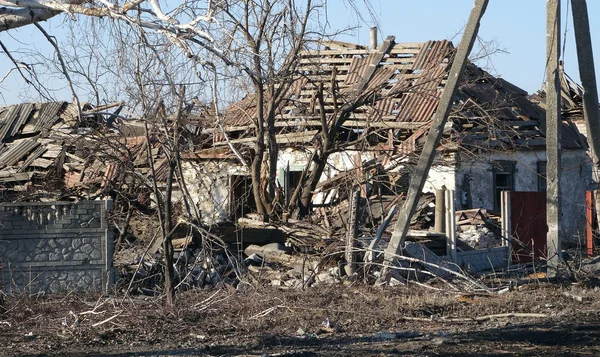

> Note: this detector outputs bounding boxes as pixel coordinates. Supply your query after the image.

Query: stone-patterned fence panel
[0,200,114,293]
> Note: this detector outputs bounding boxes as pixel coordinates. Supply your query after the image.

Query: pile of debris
[243,243,343,288]
[117,244,242,294]
[455,209,502,249]
[114,204,503,296]
[0,102,148,201]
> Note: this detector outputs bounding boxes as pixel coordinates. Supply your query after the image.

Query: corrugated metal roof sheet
[0,139,39,168]
[0,101,159,200]
[222,40,454,128]
[10,103,34,138]
[216,37,584,150]
[34,102,65,132]
[0,105,21,142]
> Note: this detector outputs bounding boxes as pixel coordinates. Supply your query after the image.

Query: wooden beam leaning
[350,35,396,96]
[546,0,562,277]
[571,0,600,235]
[383,0,489,267]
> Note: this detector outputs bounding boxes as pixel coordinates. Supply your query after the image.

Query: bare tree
[210,0,323,219]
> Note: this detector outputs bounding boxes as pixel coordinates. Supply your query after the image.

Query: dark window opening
[537,161,547,192]
[284,170,303,206]
[492,161,516,212]
[230,175,256,219]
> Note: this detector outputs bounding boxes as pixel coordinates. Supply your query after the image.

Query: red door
[509,192,547,263]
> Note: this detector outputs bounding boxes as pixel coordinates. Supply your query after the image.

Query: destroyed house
[189,36,590,242]
[0,102,157,202]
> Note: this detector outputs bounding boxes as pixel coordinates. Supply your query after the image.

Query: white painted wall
[277,148,378,204]
[453,149,591,243]
[183,147,591,243]
[182,161,248,224]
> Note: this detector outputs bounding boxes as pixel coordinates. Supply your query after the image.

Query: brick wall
[0,200,114,293]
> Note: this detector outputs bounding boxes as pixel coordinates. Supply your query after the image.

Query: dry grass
[1,282,600,356]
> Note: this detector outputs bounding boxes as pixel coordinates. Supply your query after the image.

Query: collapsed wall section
[0,200,114,293]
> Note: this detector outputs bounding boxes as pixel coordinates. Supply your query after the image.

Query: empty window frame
[492,161,516,211]
[537,161,547,192]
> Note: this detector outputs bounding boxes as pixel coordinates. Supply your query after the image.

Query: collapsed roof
[0,102,159,201]
[209,38,585,152]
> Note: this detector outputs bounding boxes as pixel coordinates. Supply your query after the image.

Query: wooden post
[546,0,562,277]
[354,153,367,197]
[434,188,446,234]
[501,191,512,268]
[345,188,360,275]
[587,191,594,258]
[383,0,489,266]
[571,0,600,237]
[444,190,457,263]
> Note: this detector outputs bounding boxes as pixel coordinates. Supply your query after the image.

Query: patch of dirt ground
[1,282,600,356]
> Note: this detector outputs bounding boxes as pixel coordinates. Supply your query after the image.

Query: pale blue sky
[0,0,598,105]
[326,0,600,95]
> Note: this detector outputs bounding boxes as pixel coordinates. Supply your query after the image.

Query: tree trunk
[251,85,268,218]
[163,161,176,306]
[266,98,278,215]
[299,154,327,217]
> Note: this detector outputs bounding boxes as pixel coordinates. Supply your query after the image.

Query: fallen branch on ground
[92,311,123,327]
[397,312,549,323]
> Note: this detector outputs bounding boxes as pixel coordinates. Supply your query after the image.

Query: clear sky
[326,0,600,95]
[0,0,599,105]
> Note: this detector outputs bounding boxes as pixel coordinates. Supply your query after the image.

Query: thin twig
[91,311,123,327]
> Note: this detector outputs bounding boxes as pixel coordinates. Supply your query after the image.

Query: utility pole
[383,0,488,267]
[571,0,600,232]
[546,0,562,278]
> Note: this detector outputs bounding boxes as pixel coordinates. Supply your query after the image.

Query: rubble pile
[455,209,502,249]
[458,226,499,249]
[115,235,347,296]
[113,195,578,297]
[117,245,242,294]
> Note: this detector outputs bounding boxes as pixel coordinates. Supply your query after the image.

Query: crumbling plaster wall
[0,200,114,293]
[453,149,591,243]
[186,147,590,243]
[183,151,380,224]
[182,161,248,224]
[422,152,458,197]
[277,148,377,204]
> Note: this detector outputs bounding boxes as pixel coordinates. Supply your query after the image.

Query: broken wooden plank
[244,244,319,270]
[31,157,53,168]
[403,242,460,279]
[213,130,318,146]
[344,189,360,275]
[18,146,47,172]
[0,171,33,183]
[204,120,426,133]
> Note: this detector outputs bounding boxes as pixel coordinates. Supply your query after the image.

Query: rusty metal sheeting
[217,37,571,152]
[220,40,454,128]
[221,94,259,128]
[345,56,372,85]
